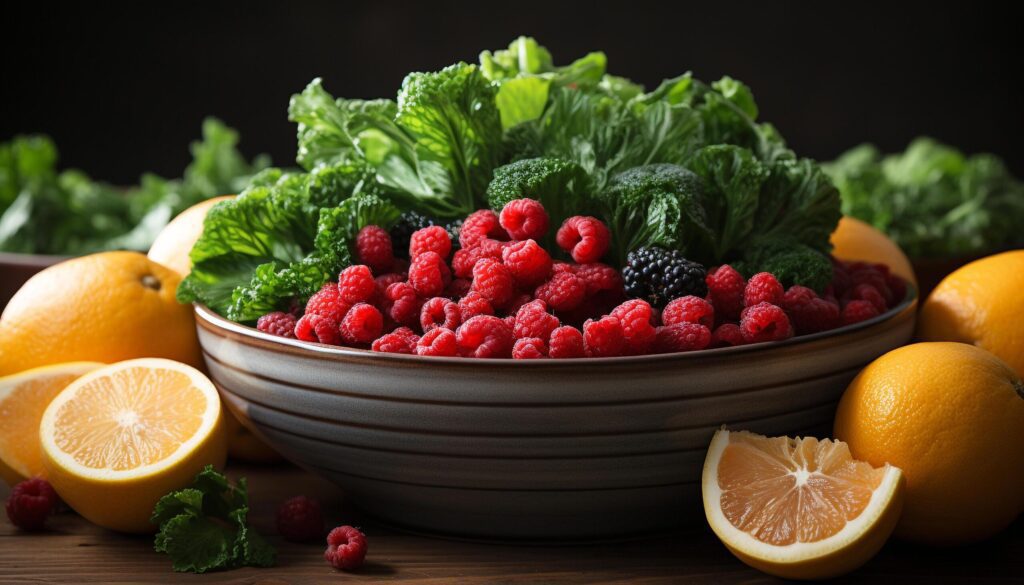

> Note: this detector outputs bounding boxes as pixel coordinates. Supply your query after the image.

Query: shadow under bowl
[195,291,917,540]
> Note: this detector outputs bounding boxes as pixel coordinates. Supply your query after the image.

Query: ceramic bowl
[0,253,66,311]
[195,291,917,539]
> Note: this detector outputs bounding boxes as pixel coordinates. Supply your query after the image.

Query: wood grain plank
[1,464,1020,584]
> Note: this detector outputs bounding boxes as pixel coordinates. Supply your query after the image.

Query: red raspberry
[842,299,880,325]
[886,274,907,305]
[781,285,817,312]
[446,277,472,299]
[548,326,585,358]
[416,327,458,357]
[340,303,384,345]
[409,251,450,297]
[556,216,611,263]
[451,239,504,279]
[552,261,574,274]
[830,262,853,297]
[499,198,549,241]
[503,315,517,329]
[502,239,553,287]
[385,282,424,327]
[409,225,452,259]
[512,337,547,359]
[355,226,394,273]
[324,525,368,571]
[471,258,514,307]
[460,209,507,249]
[457,291,494,322]
[654,323,711,353]
[572,263,624,297]
[276,495,324,543]
[295,313,342,345]
[850,283,887,313]
[583,316,626,357]
[374,273,406,306]
[848,265,893,305]
[506,293,534,316]
[5,477,57,531]
[790,298,841,334]
[535,271,586,312]
[371,331,418,354]
[420,297,460,332]
[339,265,376,304]
[744,272,784,307]
[305,283,350,322]
[706,265,746,322]
[610,299,656,355]
[257,311,298,338]
[456,315,514,358]
[739,302,793,343]
[513,299,560,340]
[662,296,714,328]
[711,323,745,347]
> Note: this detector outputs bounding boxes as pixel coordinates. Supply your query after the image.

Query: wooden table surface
[1,463,1021,584]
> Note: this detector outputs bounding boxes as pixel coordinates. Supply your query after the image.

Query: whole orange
[147,195,234,275]
[917,250,1024,377]
[830,216,917,285]
[0,252,203,376]
[834,342,1024,545]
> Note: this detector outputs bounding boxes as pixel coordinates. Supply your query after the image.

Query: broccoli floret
[737,242,834,292]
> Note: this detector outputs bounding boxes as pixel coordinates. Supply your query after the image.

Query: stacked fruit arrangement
[254,198,906,358]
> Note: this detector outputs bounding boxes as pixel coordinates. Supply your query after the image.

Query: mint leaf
[151,466,276,573]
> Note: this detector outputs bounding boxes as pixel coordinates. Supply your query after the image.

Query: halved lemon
[702,428,904,580]
[39,358,227,533]
[0,362,104,485]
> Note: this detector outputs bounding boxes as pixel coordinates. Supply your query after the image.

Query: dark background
[3,2,1022,183]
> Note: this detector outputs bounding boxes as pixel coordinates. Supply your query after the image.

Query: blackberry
[622,247,707,308]
[389,211,433,259]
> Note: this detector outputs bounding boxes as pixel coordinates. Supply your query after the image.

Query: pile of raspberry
[255,198,906,359]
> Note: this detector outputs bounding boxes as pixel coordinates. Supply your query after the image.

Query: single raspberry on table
[711,323,745,348]
[654,323,711,353]
[459,209,508,249]
[355,226,394,273]
[305,283,350,322]
[409,251,451,298]
[662,296,715,328]
[456,315,514,358]
[409,225,452,259]
[739,302,793,343]
[340,303,384,345]
[457,291,494,322]
[513,299,560,340]
[420,297,461,332]
[572,263,624,297]
[324,525,368,571]
[512,337,547,359]
[706,264,746,322]
[384,282,424,327]
[583,316,626,357]
[502,239,553,287]
[471,258,515,307]
[555,216,611,264]
[371,331,418,354]
[842,299,880,325]
[295,313,342,345]
[788,297,841,334]
[744,272,784,307]
[417,327,458,357]
[276,495,324,543]
[339,265,376,305]
[610,299,657,355]
[548,326,585,358]
[535,271,586,312]
[5,478,58,531]
[499,198,550,241]
[257,312,298,338]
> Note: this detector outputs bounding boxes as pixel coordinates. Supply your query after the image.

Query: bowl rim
[194,286,917,368]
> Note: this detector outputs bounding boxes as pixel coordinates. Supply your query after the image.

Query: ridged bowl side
[196,294,916,539]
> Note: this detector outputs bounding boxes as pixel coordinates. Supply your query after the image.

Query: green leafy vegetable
[824,137,1024,258]
[0,119,269,255]
[152,466,275,573]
